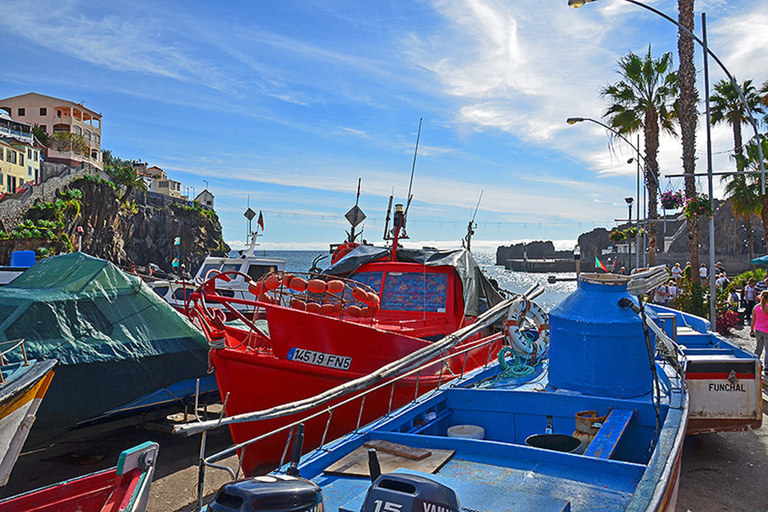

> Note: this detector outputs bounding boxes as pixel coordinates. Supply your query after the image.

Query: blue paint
[549,278,652,398]
[583,408,634,459]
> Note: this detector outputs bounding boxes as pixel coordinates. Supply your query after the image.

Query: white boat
[150,233,285,318]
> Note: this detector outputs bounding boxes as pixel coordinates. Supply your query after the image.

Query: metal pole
[703,13,717,330]
[627,201,633,273]
[636,134,641,270]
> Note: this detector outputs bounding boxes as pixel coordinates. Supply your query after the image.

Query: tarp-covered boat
[187,245,511,475]
[204,269,689,512]
[0,252,213,446]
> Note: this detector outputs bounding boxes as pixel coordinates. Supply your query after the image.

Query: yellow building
[0,92,102,170]
[0,138,28,195]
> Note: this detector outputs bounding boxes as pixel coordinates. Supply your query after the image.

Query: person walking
[671,263,683,283]
[744,278,758,322]
[756,276,768,295]
[699,263,708,283]
[750,291,768,376]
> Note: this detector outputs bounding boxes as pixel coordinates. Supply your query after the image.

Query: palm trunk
[678,0,698,276]
[645,110,660,267]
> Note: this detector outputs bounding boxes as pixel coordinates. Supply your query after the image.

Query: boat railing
[0,338,29,383]
[180,284,544,508]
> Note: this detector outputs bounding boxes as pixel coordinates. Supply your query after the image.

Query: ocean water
[256,249,577,310]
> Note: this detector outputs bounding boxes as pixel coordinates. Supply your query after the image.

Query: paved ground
[6,323,768,511]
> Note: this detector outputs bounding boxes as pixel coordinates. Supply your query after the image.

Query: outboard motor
[360,449,460,512]
[207,475,323,512]
[208,424,324,512]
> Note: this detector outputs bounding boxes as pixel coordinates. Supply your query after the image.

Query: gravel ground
[6,322,767,512]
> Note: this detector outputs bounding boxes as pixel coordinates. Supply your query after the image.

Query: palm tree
[738,137,768,250]
[677,0,699,274]
[710,79,765,262]
[602,47,678,266]
[113,165,148,201]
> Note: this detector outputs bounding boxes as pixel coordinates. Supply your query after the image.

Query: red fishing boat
[188,194,509,475]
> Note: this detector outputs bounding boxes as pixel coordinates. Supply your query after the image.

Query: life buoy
[503,299,549,363]
[331,242,359,265]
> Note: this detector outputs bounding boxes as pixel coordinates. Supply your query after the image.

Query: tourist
[618,266,626,275]
[715,273,729,288]
[750,291,768,375]
[671,263,683,283]
[667,280,679,307]
[757,277,768,295]
[699,263,708,282]
[744,278,758,322]
[653,282,669,305]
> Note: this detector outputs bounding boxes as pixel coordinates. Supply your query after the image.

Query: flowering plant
[608,229,626,242]
[683,193,713,219]
[623,227,646,239]
[716,309,740,335]
[660,190,684,209]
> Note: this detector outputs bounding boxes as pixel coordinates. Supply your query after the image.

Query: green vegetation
[49,132,89,155]
[0,219,64,241]
[73,174,118,191]
[171,201,217,220]
[730,269,767,290]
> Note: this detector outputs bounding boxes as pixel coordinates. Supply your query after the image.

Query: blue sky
[1,0,767,251]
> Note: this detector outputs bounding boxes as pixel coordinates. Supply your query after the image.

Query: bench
[583,408,635,459]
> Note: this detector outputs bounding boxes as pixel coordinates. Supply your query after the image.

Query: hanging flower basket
[660,190,684,210]
[623,227,646,239]
[609,228,626,242]
[683,193,713,219]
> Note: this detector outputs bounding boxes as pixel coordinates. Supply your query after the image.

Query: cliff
[0,173,229,270]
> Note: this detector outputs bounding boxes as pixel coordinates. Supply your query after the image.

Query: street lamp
[625,197,634,273]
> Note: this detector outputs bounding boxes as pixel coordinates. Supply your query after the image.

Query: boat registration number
[287,348,352,370]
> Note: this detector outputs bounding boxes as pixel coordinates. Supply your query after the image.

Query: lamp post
[625,197,634,273]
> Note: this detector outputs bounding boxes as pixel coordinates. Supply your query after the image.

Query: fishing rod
[402,117,422,222]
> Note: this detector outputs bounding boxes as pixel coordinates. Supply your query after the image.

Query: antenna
[402,118,422,221]
[383,192,394,240]
[463,190,483,251]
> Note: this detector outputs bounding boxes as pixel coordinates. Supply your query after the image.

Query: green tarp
[0,252,211,445]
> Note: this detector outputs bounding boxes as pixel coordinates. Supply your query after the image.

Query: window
[39,125,46,133]
[19,153,23,166]
[39,107,47,116]
[27,148,32,158]
[7,150,16,164]
[33,151,38,161]
[73,126,82,135]
[17,108,25,116]
[0,148,3,160]
[246,265,278,280]
[84,130,91,141]
[94,134,100,144]
[27,166,32,177]
[158,180,169,188]
[56,110,62,117]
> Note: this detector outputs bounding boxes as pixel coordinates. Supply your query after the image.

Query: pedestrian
[715,273,729,288]
[750,290,768,375]
[744,278,758,322]
[618,266,626,275]
[757,276,768,295]
[699,263,708,282]
[671,263,683,283]
[653,282,669,305]
[667,280,679,307]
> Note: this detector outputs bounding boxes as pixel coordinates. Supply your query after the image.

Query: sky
[1,0,767,252]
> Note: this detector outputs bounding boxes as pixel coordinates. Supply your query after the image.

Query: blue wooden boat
[646,304,762,434]
[202,269,689,512]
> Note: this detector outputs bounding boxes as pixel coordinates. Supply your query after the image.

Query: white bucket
[446,424,485,439]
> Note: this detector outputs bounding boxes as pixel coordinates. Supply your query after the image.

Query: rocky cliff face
[0,178,229,270]
[495,240,572,265]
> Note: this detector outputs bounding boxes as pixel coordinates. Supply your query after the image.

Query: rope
[472,347,534,388]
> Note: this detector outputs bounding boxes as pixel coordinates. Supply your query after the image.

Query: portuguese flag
[595,256,608,272]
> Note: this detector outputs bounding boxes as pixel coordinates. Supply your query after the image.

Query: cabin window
[152,286,169,298]
[351,271,448,312]
[198,263,220,278]
[246,265,277,280]
[217,289,235,297]
[221,263,241,273]
[173,288,194,301]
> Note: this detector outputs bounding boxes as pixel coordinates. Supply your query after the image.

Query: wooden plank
[324,445,454,477]
[584,408,634,459]
[363,440,432,461]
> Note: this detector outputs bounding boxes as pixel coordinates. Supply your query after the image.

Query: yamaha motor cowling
[207,475,323,512]
[360,473,460,512]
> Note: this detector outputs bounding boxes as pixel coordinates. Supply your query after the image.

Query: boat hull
[212,305,502,475]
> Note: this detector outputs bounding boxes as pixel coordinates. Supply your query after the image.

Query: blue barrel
[548,276,652,398]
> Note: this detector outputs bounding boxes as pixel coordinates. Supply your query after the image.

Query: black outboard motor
[207,475,323,512]
[207,424,324,512]
[360,449,460,512]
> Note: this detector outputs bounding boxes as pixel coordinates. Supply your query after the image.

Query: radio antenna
[403,118,422,220]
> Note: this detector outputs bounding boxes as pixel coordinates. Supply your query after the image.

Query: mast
[391,119,422,261]
[463,190,483,252]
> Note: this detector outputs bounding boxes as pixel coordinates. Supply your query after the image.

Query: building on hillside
[137,165,182,199]
[0,111,41,187]
[195,189,214,210]
[0,137,37,194]
[0,110,33,144]
[0,93,102,170]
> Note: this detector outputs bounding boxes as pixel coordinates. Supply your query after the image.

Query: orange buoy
[352,287,368,302]
[282,273,294,287]
[360,306,375,318]
[326,280,345,294]
[248,280,263,296]
[320,303,336,315]
[346,305,361,318]
[364,292,380,308]
[306,302,321,314]
[289,277,308,292]
[264,274,280,291]
[332,302,342,313]
[290,298,306,311]
[307,279,327,294]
